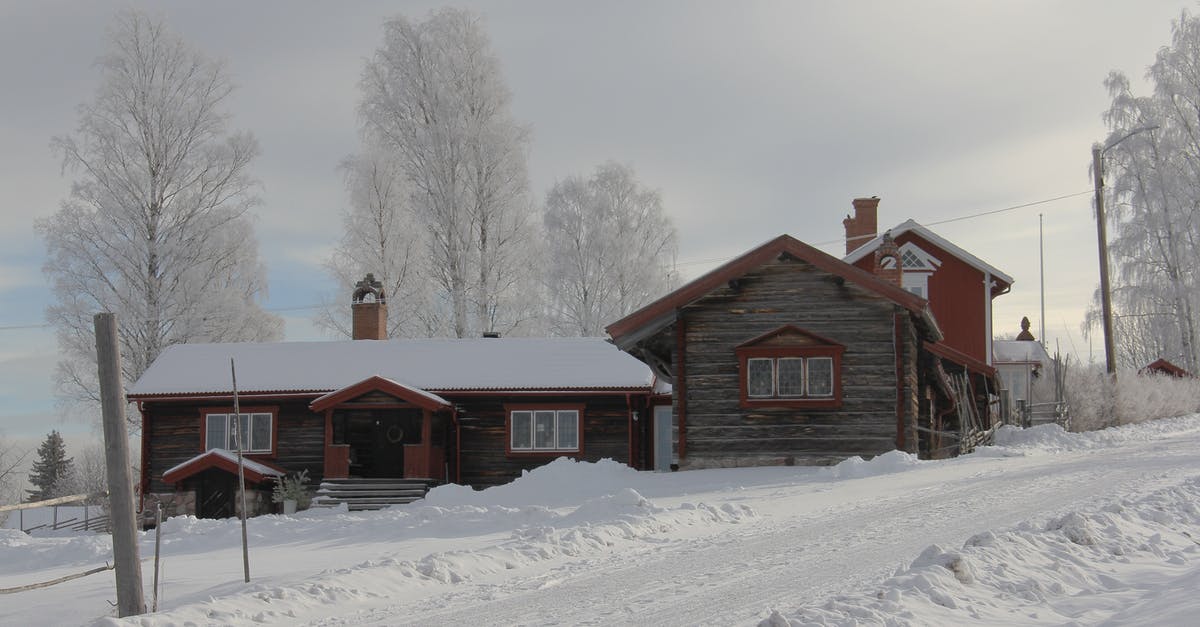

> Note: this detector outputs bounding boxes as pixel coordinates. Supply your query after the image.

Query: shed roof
[129,337,654,398]
[606,234,941,348]
[162,449,286,485]
[993,340,1052,365]
[844,219,1014,288]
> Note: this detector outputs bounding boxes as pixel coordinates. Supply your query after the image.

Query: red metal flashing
[310,376,452,413]
[923,341,996,377]
[161,450,286,485]
[606,234,935,344]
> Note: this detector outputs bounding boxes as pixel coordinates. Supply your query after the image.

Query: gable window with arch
[506,405,583,455]
[203,409,276,454]
[736,325,845,409]
[898,242,941,299]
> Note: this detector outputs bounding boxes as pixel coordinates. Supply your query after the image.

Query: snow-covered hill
[3,416,1200,626]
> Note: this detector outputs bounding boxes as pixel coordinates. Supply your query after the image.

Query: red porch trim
[923,341,997,377]
[162,449,286,485]
[309,376,451,413]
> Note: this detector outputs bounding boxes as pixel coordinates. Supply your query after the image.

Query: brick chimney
[874,232,902,287]
[844,196,880,255]
[351,273,387,340]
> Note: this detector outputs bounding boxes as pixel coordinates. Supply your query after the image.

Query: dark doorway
[335,410,423,478]
[194,469,238,519]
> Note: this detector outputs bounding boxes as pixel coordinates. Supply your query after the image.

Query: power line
[672,187,1094,265]
[0,189,1094,331]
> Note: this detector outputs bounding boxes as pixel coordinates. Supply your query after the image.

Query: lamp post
[1092,124,1158,383]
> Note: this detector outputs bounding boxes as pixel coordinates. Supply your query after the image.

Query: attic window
[901,249,924,269]
[736,325,844,409]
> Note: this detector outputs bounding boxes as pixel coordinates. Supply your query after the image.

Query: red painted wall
[851,233,992,363]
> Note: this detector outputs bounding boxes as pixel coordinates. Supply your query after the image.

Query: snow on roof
[844,219,1014,286]
[162,448,284,481]
[129,337,655,397]
[993,340,1051,365]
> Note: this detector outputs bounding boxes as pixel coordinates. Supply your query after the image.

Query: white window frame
[509,409,581,453]
[205,412,273,454]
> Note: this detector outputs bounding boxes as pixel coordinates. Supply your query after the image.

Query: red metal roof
[606,234,940,344]
[923,341,997,377]
[310,376,453,412]
[161,449,286,485]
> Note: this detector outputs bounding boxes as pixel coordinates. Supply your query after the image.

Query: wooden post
[230,359,251,583]
[152,504,163,612]
[94,312,145,617]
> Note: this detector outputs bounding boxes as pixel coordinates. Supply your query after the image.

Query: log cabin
[606,204,1007,469]
[129,276,660,518]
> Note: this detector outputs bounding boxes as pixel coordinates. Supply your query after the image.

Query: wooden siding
[143,391,640,495]
[672,257,913,468]
[143,399,325,494]
[457,394,631,489]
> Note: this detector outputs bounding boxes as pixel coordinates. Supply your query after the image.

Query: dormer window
[736,325,845,409]
[898,242,940,299]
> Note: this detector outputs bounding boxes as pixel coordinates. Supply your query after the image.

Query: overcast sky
[0,1,1191,446]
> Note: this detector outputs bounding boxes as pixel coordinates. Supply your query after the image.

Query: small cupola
[1016,316,1036,341]
[351,273,388,340]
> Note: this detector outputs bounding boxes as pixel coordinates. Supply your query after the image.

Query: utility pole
[94,313,145,617]
[1092,144,1118,382]
[1039,213,1046,347]
[1092,125,1158,384]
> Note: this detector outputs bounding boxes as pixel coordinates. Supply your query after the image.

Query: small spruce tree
[26,430,74,502]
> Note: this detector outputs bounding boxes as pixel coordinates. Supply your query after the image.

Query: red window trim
[504,403,585,457]
[199,406,279,458]
[735,328,845,409]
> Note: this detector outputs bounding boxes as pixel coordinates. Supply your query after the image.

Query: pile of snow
[423,457,644,508]
[989,413,1200,454]
[826,449,923,479]
[763,476,1200,626]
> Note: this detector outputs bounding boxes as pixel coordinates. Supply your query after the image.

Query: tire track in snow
[320,437,1200,626]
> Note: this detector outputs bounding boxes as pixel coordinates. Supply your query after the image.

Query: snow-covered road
[3,417,1200,626]
[334,422,1200,626]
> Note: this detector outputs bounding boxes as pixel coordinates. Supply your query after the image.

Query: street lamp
[1092,124,1158,382]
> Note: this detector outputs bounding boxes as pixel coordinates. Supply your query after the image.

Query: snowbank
[763,478,1200,626]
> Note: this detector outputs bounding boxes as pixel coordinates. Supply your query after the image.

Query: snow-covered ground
[3,416,1200,626]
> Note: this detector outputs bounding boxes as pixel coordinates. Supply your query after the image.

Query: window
[508,407,582,453]
[736,325,845,409]
[744,356,835,399]
[204,412,273,454]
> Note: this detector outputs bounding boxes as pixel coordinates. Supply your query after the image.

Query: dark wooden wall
[456,394,631,489]
[143,392,642,494]
[142,399,325,494]
[672,257,917,468]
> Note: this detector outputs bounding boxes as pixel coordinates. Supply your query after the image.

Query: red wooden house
[129,278,658,518]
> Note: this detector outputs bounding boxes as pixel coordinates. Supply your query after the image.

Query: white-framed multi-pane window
[205,412,273,454]
[509,408,581,453]
[746,356,835,399]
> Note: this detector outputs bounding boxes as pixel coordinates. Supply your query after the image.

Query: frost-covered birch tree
[357,8,536,338]
[542,162,678,336]
[317,148,433,338]
[36,10,281,421]
[1090,10,1200,372]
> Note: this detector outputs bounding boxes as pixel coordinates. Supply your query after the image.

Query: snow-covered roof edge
[844,219,1014,286]
[162,448,284,480]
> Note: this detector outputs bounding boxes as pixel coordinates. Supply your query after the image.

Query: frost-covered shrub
[1065,363,1200,431]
